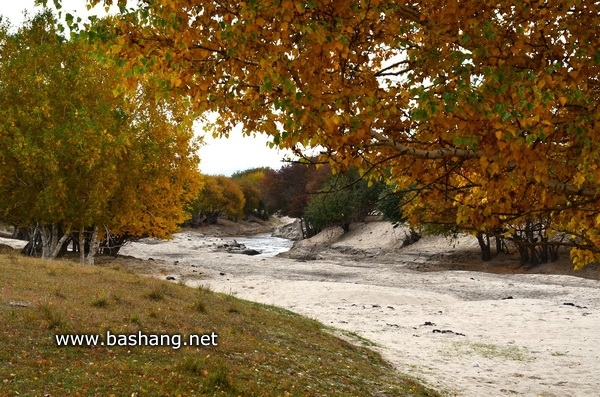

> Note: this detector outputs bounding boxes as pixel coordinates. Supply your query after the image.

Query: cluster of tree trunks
[17,225,129,264]
[476,220,563,266]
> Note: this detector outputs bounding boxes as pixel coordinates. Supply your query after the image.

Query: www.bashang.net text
[54,331,218,350]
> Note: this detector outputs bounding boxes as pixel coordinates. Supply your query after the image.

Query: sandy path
[115,233,600,397]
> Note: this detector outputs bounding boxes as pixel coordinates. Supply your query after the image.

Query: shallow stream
[230,233,294,257]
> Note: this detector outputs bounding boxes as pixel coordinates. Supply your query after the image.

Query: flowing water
[231,233,294,257]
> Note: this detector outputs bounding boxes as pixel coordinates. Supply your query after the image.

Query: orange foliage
[66,0,600,267]
[0,12,201,261]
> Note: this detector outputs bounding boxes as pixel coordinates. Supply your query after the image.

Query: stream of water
[231,233,294,257]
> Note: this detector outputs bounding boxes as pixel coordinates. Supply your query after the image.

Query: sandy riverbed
[2,221,599,396]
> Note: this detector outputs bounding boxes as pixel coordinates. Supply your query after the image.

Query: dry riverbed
[2,221,599,396]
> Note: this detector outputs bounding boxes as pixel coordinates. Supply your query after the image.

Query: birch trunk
[39,224,70,259]
[51,224,59,255]
[49,229,70,259]
[79,228,86,264]
[84,225,100,265]
[40,226,51,259]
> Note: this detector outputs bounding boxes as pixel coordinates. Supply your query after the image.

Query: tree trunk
[476,232,492,261]
[38,224,71,260]
[40,226,51,259]
[79,228,86,264]
[49,229,70,259]
[84,225,100,265]
[21,227,41,256]
[495,236,504,255]
[51,224,59,255]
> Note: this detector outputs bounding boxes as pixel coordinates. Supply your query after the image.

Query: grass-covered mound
[0,253,440,396]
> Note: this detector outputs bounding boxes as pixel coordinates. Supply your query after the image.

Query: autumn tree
[231,168,269,219]
[237,179,264,219]
[63,0,600,268]
[0,12,201,263]
[187,175,245,225]
[304,168,384,234]
[261,163,317,219]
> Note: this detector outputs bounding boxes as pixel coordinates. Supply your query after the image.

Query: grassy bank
[0,252,440,396]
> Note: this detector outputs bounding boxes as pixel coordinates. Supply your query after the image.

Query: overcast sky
[0,1,289,176]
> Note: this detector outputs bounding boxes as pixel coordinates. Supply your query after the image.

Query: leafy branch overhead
[50,0,599,268]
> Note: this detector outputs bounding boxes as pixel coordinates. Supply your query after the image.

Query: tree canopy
[304,167,383,233]
[187,175,245,225]
[54,0,599,268]
[0,12,202,262]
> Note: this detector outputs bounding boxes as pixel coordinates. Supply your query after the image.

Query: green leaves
[0,12,201,249]
[85,0,600,268]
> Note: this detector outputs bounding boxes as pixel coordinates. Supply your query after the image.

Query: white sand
[3,224,599,396]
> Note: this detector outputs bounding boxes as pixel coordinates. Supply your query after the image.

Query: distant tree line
[185,169,270,226]
[186,162,391,239]
[186,160,575,267]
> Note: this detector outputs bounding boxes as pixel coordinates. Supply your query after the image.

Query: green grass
[440,341,528,362]
[0,253,441,396]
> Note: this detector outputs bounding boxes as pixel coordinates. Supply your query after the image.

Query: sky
[0,1,290,176]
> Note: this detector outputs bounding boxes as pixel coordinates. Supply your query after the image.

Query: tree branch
[544,180,599,198]
[370,130,600,198]
[369,129,481,159]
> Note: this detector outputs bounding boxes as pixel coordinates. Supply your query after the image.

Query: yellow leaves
[275,0,292,15]
[503,228,516,238]
[479,156,489,172]
[541,119,553,127]
[568,70,579,80]
[198,79,211,92]
[109,45,122,56]
[524,114,540,127]
[536,79,546,89]
[255,17,266,27]
[570,248,600,271]
[171,76,182,87]
[455,206,472,226]
[323,114,342,130]
[0,13,202,240]
[91,0,600,268]
[511,39,525,55]
[572,173,585,188]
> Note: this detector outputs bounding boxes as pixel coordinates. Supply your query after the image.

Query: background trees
[187,175,245,225]
[0,12,201,263]
[259,162,383,237]
[231,168,270,220]
[304,168,384,234]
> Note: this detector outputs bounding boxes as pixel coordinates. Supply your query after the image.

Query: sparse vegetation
[145,286,167,301]
[440,341,528,362]
[0,253,440,396]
